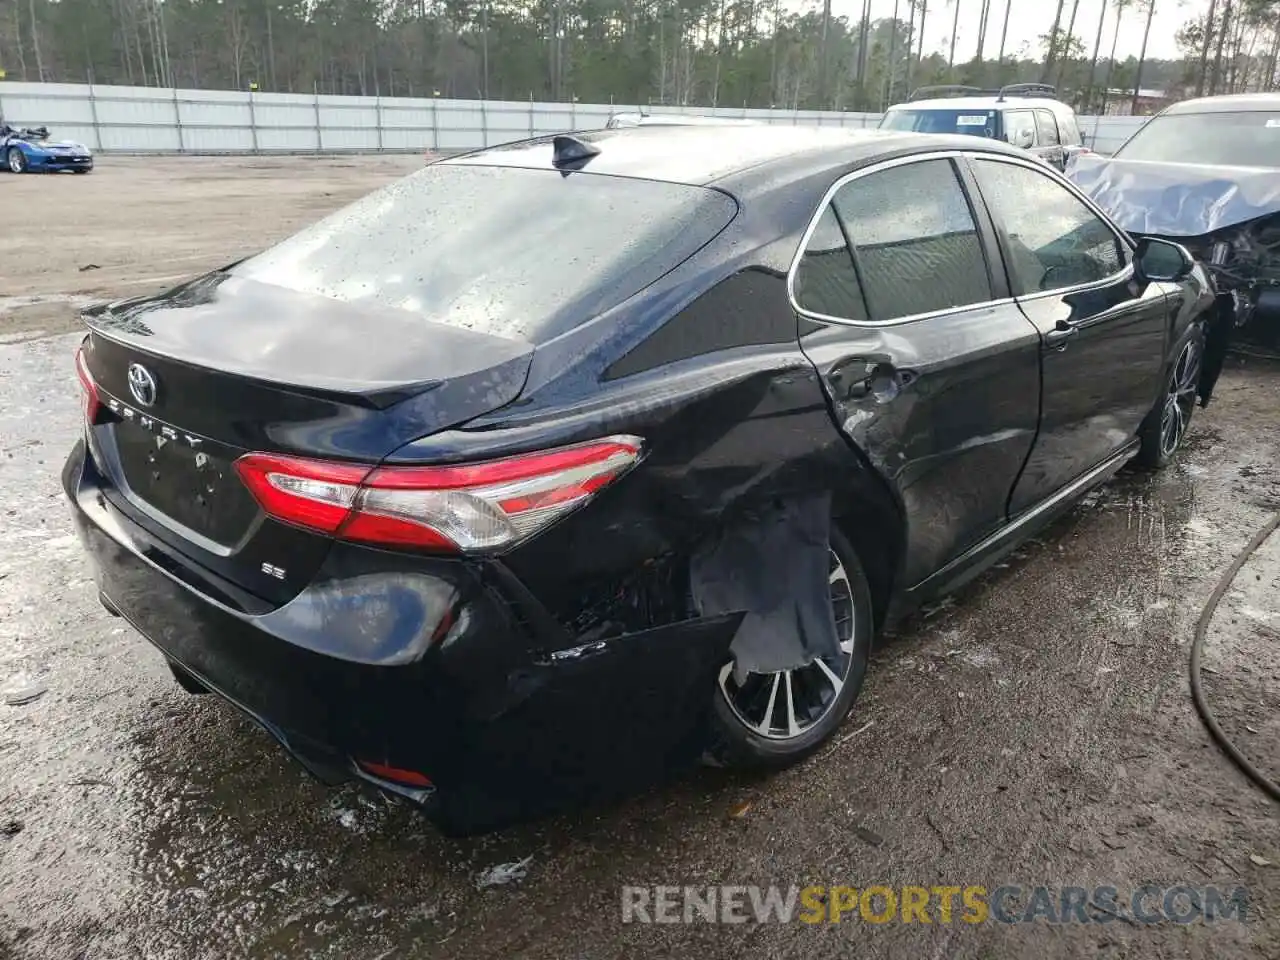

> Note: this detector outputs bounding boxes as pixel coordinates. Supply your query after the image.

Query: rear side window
[1035,110,1061,146]
[1059,112,1083,145]
[831,159,993,321]
[233,164,736,343]
[973,159,1125,295]
[792,207,869,322]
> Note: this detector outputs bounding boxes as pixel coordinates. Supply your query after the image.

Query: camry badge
[127,363,157,407]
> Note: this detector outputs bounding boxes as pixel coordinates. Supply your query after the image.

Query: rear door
[792,153,1043,587]
[966,154,1171,514]
[1034,109,1066,170]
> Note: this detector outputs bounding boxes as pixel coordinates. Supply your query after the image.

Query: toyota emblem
[127,363,158,407]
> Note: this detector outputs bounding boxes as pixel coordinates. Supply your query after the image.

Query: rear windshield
[879,108,999,138]
[233,163,736,342]
[1115,111,1280,167]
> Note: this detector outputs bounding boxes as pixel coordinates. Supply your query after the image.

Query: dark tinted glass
[1114,111,1280,167]
[234,164,737,342]
[973,159,1124,295]
[831,159,992,321]
[793,206,868,321]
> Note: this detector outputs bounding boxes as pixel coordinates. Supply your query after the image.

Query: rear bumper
[63,438,736,827]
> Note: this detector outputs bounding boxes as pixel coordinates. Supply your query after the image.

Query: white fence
[0,81,1147,157]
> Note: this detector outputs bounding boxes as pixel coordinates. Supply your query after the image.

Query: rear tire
[705,524,873,768]
[1136,328,1204,470]
[6,147,27,174]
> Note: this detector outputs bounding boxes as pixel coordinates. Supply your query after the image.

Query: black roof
[443,124,1029,188]
[1163,93,1280,116]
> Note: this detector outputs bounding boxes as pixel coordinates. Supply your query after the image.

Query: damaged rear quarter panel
[377,178,911,805]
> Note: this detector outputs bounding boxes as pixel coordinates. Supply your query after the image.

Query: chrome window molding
[787,148,1136,328]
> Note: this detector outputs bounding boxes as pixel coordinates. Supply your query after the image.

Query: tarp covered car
[2,122,94,174]
[1067,93,1280,357]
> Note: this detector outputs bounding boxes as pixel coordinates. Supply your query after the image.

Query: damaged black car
[1068,93,1280,360]
[65,126,1223,832]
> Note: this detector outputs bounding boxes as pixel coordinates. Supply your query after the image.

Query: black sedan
[65,126,1222,832]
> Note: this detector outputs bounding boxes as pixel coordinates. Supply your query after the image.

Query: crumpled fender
[689,493,840,681]
[1067,154,1280,236]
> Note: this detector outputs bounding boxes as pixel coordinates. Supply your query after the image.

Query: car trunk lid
[80,275,533,604]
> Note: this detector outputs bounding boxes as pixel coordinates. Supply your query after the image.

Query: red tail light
[356,760,433,788]
[234,435,643,553]
[75,343,102,423]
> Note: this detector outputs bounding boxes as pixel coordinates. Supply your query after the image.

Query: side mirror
[1135,237,1195,282]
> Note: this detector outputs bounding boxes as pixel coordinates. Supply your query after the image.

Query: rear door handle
[1044,320,1077,351]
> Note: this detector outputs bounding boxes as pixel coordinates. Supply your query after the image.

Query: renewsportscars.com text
[621,884,1249,925]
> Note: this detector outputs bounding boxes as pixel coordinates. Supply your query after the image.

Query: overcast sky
[830,0,1208,63]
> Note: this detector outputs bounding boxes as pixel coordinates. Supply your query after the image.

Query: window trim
[787,149,1138,327]
[962,151,1136,303]
[787,151,1008,327]
[1034,108,1061,147]
[1003,109,1038,147]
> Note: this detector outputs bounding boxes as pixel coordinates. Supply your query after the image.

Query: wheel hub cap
[716,548,857,741]
[1160,339,1201,458]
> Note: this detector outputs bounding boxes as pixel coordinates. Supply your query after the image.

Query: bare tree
[1041,0,1067,82]
[1211,0,1233,94]
[1099,0,1129,113]
[1132,0,1156,112]
[975,0,992,67]
[948,0,961,73]
[996,0,1013,66]
[885,0,901,107]
[1054,0,1081,88]
[28,0,44,80]
[1085,0,1109,113]
[1196,0,1220,96]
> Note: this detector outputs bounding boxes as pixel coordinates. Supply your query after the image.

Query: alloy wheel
[7,149,23,173]
[1160,339,1201,459]
[716,547,858,740]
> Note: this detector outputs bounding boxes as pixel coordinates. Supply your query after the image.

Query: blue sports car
[2,123,94,173]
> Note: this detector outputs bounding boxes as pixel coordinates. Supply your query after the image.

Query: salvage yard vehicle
[64,125,1223,832]
[1068,93,1280,357]
[1,120,94,173]
[605,110,760,128]
[878,84,1087,171]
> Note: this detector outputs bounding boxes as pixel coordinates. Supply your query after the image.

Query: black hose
[1190,512,1280,802]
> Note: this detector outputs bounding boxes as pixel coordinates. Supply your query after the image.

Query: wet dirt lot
[1,157,1279,959]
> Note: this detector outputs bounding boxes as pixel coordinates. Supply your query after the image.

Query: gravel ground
[0,157,1278,960]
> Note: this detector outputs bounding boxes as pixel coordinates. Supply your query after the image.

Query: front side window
[1003,110,1037,148]
[830,159,993,321]
[1035,110,1061,146]
[973,159,1125,295]
[1114,110,1280,167]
